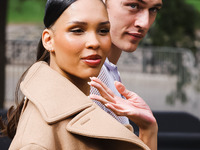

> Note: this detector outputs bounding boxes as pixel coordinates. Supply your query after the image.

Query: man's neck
[108,44,122,65]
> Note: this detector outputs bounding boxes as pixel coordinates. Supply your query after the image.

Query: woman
[1,0,151,149]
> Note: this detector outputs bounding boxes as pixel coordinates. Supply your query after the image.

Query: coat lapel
[67,104,150,150]
[20,61,93,124]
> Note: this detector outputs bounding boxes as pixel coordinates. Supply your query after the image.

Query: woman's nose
[85,32,100,50]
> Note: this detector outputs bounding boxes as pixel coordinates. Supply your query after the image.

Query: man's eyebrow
[154,3,163,8]
[137,0,163,7]
[137,0,146,4]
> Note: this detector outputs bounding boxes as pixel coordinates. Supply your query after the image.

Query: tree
[145,0,200,104]
[148,0,200,54]
[139,0,200,104]
[0,0,8,108]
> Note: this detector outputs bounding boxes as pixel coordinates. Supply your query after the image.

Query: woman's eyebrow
[67,21,87,25]
[67,21,110,26]
[99,21,110,25]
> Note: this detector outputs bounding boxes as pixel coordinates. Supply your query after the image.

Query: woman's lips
[82,55,102,67]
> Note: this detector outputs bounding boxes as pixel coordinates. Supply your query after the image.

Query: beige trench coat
[9,61,150,150]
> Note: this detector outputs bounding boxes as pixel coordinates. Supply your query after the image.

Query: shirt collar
[104,58,117,71]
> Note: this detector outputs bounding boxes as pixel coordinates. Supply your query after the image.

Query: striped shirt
[90,58,129,124]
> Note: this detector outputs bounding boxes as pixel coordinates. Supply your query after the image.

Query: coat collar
[67,104,150,149]
[20,61,93,124]
[20,61,150,150]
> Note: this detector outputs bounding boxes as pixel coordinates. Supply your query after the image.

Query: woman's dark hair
[37,0,77,63]
[0,0,77,139]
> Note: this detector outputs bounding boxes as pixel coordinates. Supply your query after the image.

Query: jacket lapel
[20,61,93,124]
[67,103,150,150]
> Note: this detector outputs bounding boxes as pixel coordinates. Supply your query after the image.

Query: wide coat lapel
[20,61,93,124]
[67,104,150,149]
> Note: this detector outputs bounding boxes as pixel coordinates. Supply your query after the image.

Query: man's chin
[112,40,139,52]
[121,43,138,52]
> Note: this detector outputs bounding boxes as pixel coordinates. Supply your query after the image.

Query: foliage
[141,0,200,105]
[7,0,46,23]
[166,51,191,105]
[195,73,200,92]
[185,0,200,12]
[142,47,192,105]
[147,0,200,54]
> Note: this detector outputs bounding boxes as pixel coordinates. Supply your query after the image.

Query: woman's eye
[70,28,84,34]
[99,28,110,35]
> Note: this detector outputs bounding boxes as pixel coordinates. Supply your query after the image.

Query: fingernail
[90,77,95,81]
[87,81,91,85]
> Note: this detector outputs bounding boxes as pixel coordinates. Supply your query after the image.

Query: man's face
[106,0,162,52]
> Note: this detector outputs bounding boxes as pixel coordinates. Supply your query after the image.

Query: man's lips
[82,55,102,67]
[127,32,144,41]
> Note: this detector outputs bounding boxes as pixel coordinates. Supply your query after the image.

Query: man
[90,0,163,149]
[91,0,163,123]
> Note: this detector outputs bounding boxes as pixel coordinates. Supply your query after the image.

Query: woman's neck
[76,80,90,96]
[107,43,122,65]
[68,75,90,96]
[50,60,90,96]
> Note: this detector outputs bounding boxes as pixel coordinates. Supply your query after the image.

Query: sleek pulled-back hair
[37,0,77,62]
[0,0,77,139]
[44,0,77,28]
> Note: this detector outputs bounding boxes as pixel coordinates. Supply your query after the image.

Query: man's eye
[150,7,160,14]
[129,4,139,9]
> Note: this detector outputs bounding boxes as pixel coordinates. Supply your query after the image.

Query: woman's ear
[42,29,54,52]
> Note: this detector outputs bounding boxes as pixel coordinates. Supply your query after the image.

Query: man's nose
[85,32,100,50]
[134,10,150,30]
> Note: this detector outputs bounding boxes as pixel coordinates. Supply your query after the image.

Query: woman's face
[46,0,111,81]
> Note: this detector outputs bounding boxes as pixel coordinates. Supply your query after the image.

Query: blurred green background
[7,0,200,53]
[7,0,200,23]
[7,0,45,23]
[185,0,200,12]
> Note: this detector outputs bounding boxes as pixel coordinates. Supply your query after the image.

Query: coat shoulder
[9,100,57,150]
